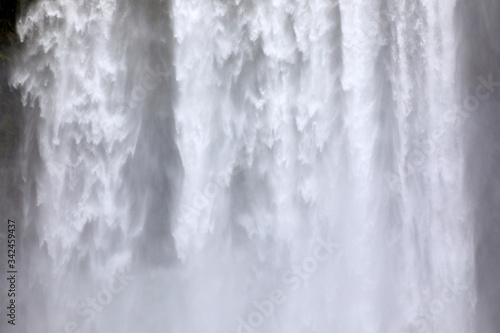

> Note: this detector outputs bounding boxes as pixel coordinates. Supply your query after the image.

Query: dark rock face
[0,0,24,219]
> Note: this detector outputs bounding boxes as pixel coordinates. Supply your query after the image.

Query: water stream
[8,1,478,332]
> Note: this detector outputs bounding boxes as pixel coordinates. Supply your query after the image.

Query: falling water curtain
[1,0,500,332]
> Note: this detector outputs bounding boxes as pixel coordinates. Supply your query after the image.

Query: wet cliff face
[0,0,20,154]
[0,0,43,218]
[0,1,24,219]
[457,0,500,332]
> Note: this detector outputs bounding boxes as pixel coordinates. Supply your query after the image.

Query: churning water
[7,0,488,332]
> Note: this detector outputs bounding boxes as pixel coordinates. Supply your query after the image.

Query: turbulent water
[6,0,484,332]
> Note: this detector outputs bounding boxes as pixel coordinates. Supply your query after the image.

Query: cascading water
[7,0,478,332]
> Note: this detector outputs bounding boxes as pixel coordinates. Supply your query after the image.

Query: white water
[10,0,475,332]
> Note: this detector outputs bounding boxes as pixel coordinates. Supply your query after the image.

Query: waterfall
[8,0,478,332]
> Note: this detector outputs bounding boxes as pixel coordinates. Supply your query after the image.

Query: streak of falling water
[8,0,476,332]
